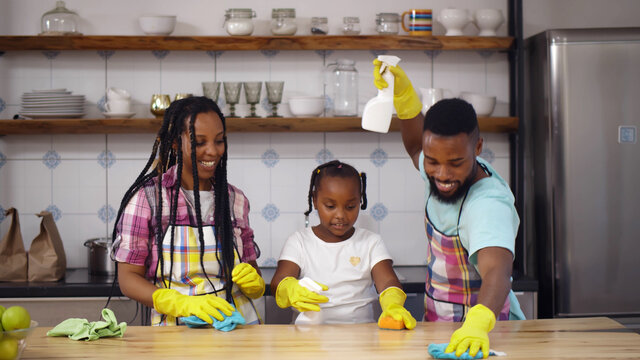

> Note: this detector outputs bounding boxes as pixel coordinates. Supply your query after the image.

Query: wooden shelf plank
[0,117,518,134]
[0,35,513,51]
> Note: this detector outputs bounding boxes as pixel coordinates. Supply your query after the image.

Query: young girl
[271,160,416,329]
[112,96,264,326]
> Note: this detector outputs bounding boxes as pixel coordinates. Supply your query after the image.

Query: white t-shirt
[278,227,392,324]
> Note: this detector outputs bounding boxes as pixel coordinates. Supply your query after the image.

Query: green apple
[0,337,18,360]
[1,306,30,331]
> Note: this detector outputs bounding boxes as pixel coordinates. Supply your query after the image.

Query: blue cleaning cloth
[428,343,496,359]
[180,310,246,332]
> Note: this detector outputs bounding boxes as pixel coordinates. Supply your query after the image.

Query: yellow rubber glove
[232,263,265,299]
[377,286,417,330]
[275,276,329,312]
[445,304,496,359]
[372,59,423,119]
[152,288,235,324]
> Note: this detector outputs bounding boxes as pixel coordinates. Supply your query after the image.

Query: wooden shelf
[0,117,518,134]
[0,35,513,51]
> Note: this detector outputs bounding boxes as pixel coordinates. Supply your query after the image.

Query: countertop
[0,266,538,298]
[22,317,640,359]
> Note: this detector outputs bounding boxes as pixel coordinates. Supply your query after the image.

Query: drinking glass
[243,81,262,118]
[202,82,221,103]
[150,94,171,117]
[174,93,193,101]
[223,82,242,117]
[265,81,284,117]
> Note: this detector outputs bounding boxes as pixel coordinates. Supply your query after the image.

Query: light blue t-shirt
[418,152,520,265]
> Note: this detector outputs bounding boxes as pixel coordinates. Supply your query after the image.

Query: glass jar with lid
[40,1,81,35]
[326,59,358,117]
[342,17,361,35]
[271,8,297,36]
[376,13,400,35]
[224,8,256,36]
[311,17,328,35]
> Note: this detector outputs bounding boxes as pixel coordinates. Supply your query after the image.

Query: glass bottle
[40,1,80,35]
[311,17,328,35]
[224,8,256,36]
[342,17,361,35]
[271,8,297,36]
[327,59,358,117]
[376,13,400,35]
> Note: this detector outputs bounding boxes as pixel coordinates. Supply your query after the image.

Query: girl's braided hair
[112,96,236,303]
[303,160,367,219]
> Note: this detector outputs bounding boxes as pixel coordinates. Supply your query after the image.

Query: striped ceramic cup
[401,9,432,36]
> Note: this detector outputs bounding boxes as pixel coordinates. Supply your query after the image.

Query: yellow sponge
[379,316,405,330]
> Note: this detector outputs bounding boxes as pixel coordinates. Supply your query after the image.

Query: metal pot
[84,237,115,276]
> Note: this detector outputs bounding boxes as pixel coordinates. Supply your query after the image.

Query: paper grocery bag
[28,211,67,282]
[0,208,28,282]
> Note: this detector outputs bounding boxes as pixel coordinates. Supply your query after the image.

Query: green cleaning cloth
[46,308,127,341]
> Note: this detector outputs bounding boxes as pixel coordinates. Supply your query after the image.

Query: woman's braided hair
[303,160,367,218]
[112,96,236,302]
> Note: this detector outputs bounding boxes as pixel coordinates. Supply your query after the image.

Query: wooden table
[21,317,640,359]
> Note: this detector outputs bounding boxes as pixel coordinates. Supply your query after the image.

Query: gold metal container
[150,94,171,117]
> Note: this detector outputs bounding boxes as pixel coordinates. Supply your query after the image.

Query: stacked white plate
[20,89,85,119]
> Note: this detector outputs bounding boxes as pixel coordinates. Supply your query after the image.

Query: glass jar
[327,59,358,117]
[40,1,80,35]
[224,8,256,36]
[271,8,297,36]
[311,17,328,35]
[376,12,400,35]
[342,17,361,35]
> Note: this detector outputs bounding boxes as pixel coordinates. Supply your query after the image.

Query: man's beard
[427,164,477,204]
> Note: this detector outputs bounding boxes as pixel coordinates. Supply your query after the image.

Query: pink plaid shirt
[113,165,258,280]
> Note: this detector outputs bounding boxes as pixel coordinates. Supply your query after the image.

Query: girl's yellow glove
[377,286,417,330]
[152,288,234,324]
[445,304,496,359]
[231,263,265,299]
[275,276,329,312]
[372,59,423,119]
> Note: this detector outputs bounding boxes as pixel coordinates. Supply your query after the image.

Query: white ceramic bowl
[139,15,177,36]
[289,96,325,117]
[459,92,496,116]
[474,9,504,36]
[437,8,472,36]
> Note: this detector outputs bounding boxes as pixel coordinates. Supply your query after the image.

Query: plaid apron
[151,224,261,326]
[424,191,510,322]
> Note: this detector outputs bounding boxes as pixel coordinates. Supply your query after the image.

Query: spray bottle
[295,277,325,325]
[361,55,401,133]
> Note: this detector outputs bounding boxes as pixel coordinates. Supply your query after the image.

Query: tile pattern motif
[46,204,62,222]
[98,150,116,169]
[42,150,61,169]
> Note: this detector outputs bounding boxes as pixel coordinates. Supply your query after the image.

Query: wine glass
[223,82,241,117]
[265,81,284,117]
[202,82,221,102]
[242,81,262,118]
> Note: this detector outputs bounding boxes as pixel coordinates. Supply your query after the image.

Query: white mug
[105,98,131,113]
[420,88,452,114]
[106,87,131,101]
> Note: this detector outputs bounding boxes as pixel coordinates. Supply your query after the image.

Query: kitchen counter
[21,317,640,359]
[0,266,538,298]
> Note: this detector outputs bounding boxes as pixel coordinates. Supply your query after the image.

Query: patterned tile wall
[0,0,512,268]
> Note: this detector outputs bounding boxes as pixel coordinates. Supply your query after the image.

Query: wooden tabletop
[21,317,640,359]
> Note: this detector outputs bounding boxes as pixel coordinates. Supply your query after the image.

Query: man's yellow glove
[445,304,496,359]
[377,286,417,330]
[275,276,329,313]
[152,288,234,324]
[232,263,265,299]
[372,59,422,119]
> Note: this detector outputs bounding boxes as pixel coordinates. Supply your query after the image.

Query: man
[372,59,525,359]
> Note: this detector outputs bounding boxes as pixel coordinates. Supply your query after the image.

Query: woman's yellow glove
[372,59,423,119]
[231,263,265,299]
[377,286,417,330]
[275,276,329,312]
[445,304,496,359]
[152,288,234,324]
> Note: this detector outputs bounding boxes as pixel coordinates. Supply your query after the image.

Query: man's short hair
[423,98,478,137]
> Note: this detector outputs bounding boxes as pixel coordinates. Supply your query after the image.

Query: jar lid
[376,12,400,22]
[272,8,296,18]
[43,1,78,16]
[337,58,355,66]
[311,17,328,24]
[225,8,256,19]
[343,16,360,24]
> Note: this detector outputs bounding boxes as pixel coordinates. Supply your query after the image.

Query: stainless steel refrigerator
[524,28,640,326]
